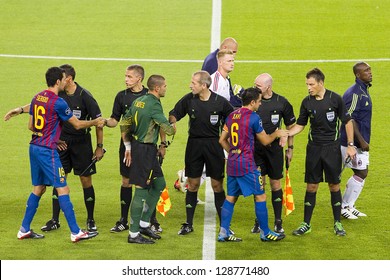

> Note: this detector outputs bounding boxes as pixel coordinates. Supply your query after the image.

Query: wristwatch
[348,142,354,147]
[97,143,103,148]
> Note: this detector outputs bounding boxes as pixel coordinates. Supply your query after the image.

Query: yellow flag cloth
[156,187,172,216]
[283,169,295,216]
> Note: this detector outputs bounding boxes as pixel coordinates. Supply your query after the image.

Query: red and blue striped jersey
[224,107,263,176]
[29,90,73,149]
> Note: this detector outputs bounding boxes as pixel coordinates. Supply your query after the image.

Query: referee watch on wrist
[288,145,294,149]
[348,142,354,147]
[97,143,103,148]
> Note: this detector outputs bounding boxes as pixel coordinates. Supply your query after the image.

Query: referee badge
[326,111,335,122]
[210,114,219,125]
[271,114,279,125]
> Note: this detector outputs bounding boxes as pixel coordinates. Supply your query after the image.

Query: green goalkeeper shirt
[120,93,175,144]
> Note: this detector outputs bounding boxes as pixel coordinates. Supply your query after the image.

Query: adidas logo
[304,202,312,206]
[185,204,193,208]
[274,198,282,202]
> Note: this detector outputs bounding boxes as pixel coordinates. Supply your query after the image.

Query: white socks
[342,175,365,209]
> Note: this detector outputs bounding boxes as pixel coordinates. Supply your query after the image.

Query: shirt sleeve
[169,93,191,122]
[296,98,309,126]
[55,98,73,122]
[152,101,175,136]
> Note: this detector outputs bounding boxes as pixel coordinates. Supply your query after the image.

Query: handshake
[232,84,244,98]
[94,117,107,128]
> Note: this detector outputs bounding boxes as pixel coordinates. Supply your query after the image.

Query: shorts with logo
[59,133,95,176]
[341,145,369,170]
[227,169,265,197]
[305,140,341,184]
[30,144,67,188]
[185,137,225,180]
[254,140,284,179]
[129,140,163,188]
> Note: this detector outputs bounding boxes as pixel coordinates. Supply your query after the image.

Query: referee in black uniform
[169,70,234,235]
[289,68,356,237]
[8,64,105,232]
[251,73,296,234]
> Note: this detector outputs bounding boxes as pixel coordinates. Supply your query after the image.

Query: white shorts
[341,146,369,170]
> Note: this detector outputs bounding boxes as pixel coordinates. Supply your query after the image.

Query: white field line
[2,54,389,64]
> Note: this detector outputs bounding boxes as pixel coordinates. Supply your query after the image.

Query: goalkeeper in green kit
[120,74,176,244]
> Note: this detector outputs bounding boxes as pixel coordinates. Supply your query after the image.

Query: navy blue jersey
[29,90,72,149]
[296,89,351,144]
[340,79,372,147]
[201,48,219,75]
[224,107,263,176]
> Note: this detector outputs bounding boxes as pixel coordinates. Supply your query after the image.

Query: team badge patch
[326,111,335,122]
[65,108,72,115]
[210,114,219,125]
[271,114,279,125]
[73,109,81,119]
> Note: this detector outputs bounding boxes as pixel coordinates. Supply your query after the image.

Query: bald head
[254,73,273,96]
[220,37,238,56]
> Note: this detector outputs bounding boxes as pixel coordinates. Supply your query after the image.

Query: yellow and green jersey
[120,93,174,144]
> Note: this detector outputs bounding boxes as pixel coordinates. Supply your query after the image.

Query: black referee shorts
[129,140,163,188]
[305,141,342,184]
[254,140,284,180]
[185,137,225,180]
[59,134,96,176]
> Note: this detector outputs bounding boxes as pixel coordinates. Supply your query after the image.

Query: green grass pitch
[0,0,389,261]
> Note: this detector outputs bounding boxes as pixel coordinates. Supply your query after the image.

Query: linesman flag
[283,157,295,216]
[156,186,172,216]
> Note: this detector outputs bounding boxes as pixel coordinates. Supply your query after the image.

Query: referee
[251,73,296,235]
[289,68,356,237]
[169,70,234,235]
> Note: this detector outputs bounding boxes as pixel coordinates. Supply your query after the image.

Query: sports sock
[51,188,60,221]
[342,175,364,208]
[21,192,41,232]
[255,201,270,235]
[58,194,80,234]
[83,186,95,220]
[120,185,132,222]
[303,191,316,225]
[142,177,166,223]
[185,190,198,226]
[220,200,234,237]
[150,209,158,224]
[331,190,342,221]
[271,189,283,220]
[214,190,226,225]
[129,187,148,233]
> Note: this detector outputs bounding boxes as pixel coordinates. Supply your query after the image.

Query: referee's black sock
[330,190,342,222]
[120,185,132,223]
[303,191,316,225]
[214,190,226,225]
[52,188,61,222]
[185,191,198,226]
[272,189,283,221]
[83,186,95,220]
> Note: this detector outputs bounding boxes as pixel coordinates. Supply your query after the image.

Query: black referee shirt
[169,91,234,139]
[296,89,351,144]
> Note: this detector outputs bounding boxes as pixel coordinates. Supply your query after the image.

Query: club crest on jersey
[73,109,81,119]
[271,114,279,125]
[326,111,335,122]
[210,114,219,125]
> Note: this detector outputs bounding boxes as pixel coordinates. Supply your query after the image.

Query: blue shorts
[29,144,67,188]
[227,169,265,197]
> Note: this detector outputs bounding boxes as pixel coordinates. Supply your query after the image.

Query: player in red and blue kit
[218,87,288,242]
[17,67,102,243]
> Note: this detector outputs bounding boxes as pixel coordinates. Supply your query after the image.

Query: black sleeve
[169,93,192,122]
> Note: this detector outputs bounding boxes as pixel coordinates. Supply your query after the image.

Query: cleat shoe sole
[128,233,155,244]
[71,230,98,243]
[218,235,242,242]
[18,230,44,240]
